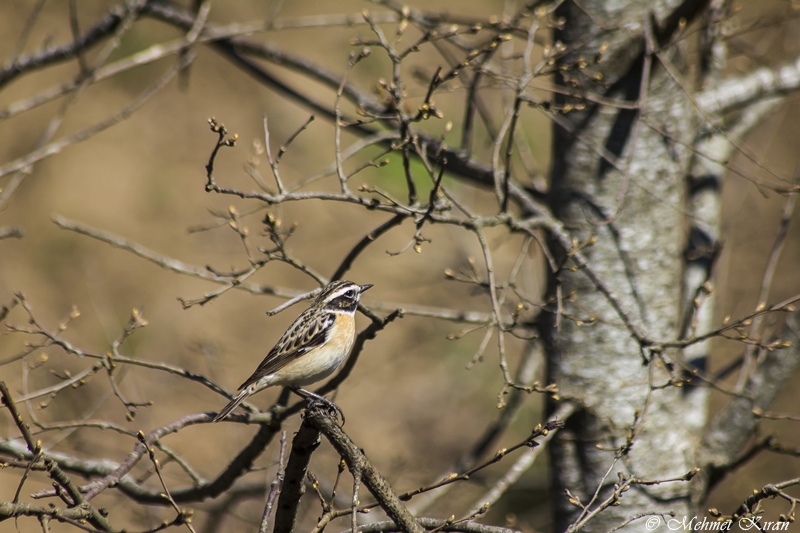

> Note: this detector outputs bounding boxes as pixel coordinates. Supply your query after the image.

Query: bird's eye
[345,290,355,299]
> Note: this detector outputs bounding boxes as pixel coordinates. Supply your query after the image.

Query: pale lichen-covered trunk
[545,1,707,531]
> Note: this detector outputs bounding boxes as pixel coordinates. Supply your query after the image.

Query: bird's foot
[292,387,345,425]
[307,396,345,425]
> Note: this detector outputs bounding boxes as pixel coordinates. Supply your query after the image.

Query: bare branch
[697,54,800,117]
[273,422,320,533]
[304,406,425,533]
[258,430,287,533]
[467,402,575,515]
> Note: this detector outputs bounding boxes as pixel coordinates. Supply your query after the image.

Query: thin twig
[258,431,287,533]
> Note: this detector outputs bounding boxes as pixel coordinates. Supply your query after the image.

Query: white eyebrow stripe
[324,285,357,301]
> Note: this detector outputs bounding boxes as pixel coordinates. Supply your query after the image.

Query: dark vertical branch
[501,97,523,212]
[273,422,321,533]
[402,129,418,204]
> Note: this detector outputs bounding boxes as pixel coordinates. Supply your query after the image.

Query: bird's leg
[291,386,345,425]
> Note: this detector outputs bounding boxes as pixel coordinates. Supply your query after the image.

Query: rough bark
[546,1,705,531]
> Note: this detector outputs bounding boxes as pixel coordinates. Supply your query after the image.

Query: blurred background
[1,1,799,531]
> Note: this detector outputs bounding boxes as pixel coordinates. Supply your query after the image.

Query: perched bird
[213,280,372,422]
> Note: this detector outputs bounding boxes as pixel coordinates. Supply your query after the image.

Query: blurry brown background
[1,1,799,531]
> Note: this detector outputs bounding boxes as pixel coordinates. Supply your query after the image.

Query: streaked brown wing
[238,309,334,390]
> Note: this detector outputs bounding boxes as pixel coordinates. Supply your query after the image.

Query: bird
[213,280,372,423]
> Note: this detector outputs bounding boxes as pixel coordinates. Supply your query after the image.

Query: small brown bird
[213,280,372,422]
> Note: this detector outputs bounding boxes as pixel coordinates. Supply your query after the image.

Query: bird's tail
[213,389,250,422]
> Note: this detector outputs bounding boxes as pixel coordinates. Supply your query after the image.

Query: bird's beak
[359,284,374,293]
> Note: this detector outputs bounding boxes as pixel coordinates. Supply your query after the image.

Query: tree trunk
[545,2,707,530]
